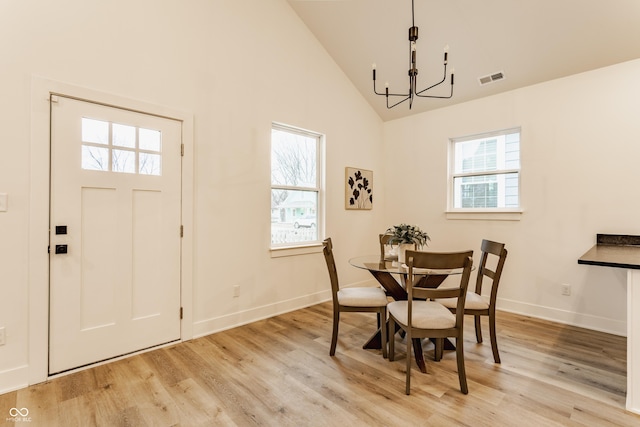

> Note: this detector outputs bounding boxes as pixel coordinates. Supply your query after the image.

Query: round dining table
[349,254,470,373]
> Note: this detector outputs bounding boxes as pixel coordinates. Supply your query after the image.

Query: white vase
[397,243,416,264]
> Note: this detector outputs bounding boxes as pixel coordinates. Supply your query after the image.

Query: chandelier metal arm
[372,69,386,96]
[373,70,410,97]
[373,69,414,108]
[387,94,412,109]
[415,64,454,99]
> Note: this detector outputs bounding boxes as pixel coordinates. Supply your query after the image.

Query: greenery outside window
[449,128,521,215]
[271,123,323,248]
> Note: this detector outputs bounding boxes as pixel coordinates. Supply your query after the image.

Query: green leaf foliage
[384,223,431,248]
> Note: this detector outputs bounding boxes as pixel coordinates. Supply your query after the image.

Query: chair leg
[489,312,501,363]
[330,309,339,356]
[405,334,412,395]
[455,337,468,394]
[434,338,443,361]
[388,318,395,361]
[380,308,388,359]
[474,315,483,343]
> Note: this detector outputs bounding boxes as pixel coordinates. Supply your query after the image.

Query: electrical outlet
[561,284,571,296]
[233,285,240,298]
[0,327,5,346]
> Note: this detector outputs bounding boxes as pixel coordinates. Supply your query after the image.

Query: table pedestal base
[361,270,451,373]
[363,324,456,373]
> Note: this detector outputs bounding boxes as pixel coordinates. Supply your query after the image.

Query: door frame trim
[29,76,194,385]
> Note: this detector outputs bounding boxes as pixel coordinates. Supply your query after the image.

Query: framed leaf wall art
[345,167,373,210]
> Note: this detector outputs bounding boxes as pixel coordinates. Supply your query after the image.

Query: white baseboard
[0,365,29,395]
[192,290,331,338]
[190,291,628,342]
[349,280,627,336]
[498,297,626,337]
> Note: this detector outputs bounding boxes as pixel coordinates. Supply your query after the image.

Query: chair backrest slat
[322,238,340,300]
[475,239,508,301]
[379,233,393,261]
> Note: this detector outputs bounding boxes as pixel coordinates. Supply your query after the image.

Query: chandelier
[372,0,454,109]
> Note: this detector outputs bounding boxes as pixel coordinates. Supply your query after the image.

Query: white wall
[0,0,385,393]
[382,59,640,335]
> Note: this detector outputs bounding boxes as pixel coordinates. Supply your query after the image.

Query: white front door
[49,95,182,374]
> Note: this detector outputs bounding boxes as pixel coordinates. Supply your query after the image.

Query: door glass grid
[81,117,162,175]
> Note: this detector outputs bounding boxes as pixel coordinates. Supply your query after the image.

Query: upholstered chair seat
[387,301,456,330]
[338,288,388,307]
[438,292,487,311]
[323,238,388,358]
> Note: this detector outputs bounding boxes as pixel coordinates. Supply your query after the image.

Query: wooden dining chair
[379,233,395,261]
[388,250,473,395]
[322,238,389,358]
[437,239,508,363]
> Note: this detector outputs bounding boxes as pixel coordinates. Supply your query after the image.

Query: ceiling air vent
[478,71,505,86]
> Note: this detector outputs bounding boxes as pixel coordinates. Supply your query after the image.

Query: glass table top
[348,255,468,276]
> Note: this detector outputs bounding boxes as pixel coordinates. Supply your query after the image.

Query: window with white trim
[270,123,323,248]
[449,128,520,210]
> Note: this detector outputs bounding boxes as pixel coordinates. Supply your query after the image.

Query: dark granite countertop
[578,234,640,270]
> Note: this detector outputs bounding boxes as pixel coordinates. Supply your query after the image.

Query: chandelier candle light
[372,0,454,109]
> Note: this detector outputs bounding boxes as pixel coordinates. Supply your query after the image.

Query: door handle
[55,244,68,254]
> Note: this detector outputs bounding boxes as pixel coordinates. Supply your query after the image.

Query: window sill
[445,209,523,221]
[270,243,323,258]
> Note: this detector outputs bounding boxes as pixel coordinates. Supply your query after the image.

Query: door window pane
[112,149,135,174]
[113,123,136,148]
[82,145,109,171]
[139,128,161,152]
[82,118,109,145]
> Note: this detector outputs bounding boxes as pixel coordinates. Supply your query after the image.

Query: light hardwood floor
[2,302,639,426]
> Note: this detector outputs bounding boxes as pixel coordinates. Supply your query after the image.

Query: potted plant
[384,223,431,263]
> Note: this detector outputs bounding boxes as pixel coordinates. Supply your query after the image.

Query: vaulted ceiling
[287,0,640,121]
